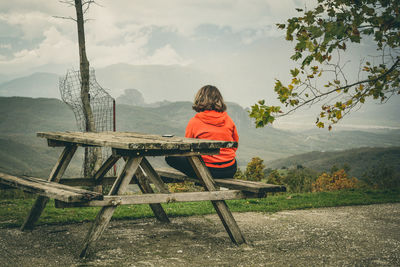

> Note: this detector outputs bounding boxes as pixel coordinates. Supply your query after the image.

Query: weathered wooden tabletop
[37,131,237,152]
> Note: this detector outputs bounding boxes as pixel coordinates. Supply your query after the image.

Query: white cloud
[0,0,308,76]
[101,0,303,35]
[87,29,150,67]
[145,44,190,65]
[0,27,76,74]
[0,12,66,40]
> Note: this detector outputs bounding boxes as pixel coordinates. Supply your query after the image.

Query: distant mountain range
[1,96,400,178]
[0,62,399,130]
[0,72,60,99]
[0,64,214,104]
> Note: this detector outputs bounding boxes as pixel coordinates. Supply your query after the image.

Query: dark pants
[165,156,237,179]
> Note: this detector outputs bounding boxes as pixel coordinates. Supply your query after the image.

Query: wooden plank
[214,179,286,193]
[21,176,101,195]
[0,173,102,202]
[21,145,77,231]
[39,132,185,150]
[135,166,170,223]
[80,156,142,258]
[57,175,192,187]
[156,167,201,184]
[156,167,286,193]
[113,148,221,157]
[37,131,237,151]
[114,132,238,150]
[59,177,117,187]
[188,156,246,245]
[55,190,247,207]
[18,174,102,197]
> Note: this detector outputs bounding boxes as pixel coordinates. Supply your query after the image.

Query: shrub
[312,169,359,192]
[361,164,400,189]
[266,169,284,185]
[234,167,245,180]
[282,167,319,193]
[244,157,265,181]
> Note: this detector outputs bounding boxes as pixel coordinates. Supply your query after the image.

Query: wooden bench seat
[0,172,103,203]
[156,168,286,196]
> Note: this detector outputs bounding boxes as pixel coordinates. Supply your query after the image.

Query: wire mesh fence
[59,69,116,177]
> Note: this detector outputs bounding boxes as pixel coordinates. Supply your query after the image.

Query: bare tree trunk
[74,0,102,181]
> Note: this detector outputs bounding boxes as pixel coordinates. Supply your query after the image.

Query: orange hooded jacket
[185,110,238,168]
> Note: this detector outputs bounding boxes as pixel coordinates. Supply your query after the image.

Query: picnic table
[0,131,286,257]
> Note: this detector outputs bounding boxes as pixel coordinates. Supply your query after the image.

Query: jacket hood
[195,110,227,127]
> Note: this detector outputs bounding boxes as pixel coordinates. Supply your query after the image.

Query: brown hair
[192,85,227,112]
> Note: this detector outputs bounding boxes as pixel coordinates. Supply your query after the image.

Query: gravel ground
[0,203,399,266]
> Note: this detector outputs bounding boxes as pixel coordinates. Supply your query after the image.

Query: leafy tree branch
[251,0,400,130]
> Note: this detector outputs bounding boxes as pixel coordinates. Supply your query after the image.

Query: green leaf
[290,68,300,77]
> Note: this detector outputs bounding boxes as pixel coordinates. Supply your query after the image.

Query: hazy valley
[0,96,399,179]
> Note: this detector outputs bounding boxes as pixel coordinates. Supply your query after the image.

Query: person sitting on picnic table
[166,85,238,179]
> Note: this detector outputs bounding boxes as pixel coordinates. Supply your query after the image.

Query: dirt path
[0,203,399,266]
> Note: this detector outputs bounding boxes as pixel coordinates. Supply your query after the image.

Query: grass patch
[0,188,399,229]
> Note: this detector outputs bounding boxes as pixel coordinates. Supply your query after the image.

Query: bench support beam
[80,156,143,258]
[135,165,170,223]
[21,145,78,231]
[188,156,246,245]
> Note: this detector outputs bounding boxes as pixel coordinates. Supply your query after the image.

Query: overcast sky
[0,1,304,69]
[0,0,313,106]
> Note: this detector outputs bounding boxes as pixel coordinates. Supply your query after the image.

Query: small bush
[266,170,284,185]
[234,168,245,180]
[235,157,265,181]
[282,167,319,193]
[244,157,265,181]
[312,169,359,192]
[361,163,400,189]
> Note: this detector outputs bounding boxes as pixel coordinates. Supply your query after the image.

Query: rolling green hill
[267,147,400,178]
[1,96,400,177]
[0,73,60,99]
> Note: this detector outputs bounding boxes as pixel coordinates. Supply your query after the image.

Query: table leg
[140,157,169,193]
[80,156,143,258]
[135,162,170,223]
[21,145,77,231]
[188,156,246,245]
[92,154,121,192]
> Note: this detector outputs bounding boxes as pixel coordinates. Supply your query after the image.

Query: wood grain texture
[112,148,220,157]
[0,173,102,202]
[55,190,247,207]
[37,131,237,151]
